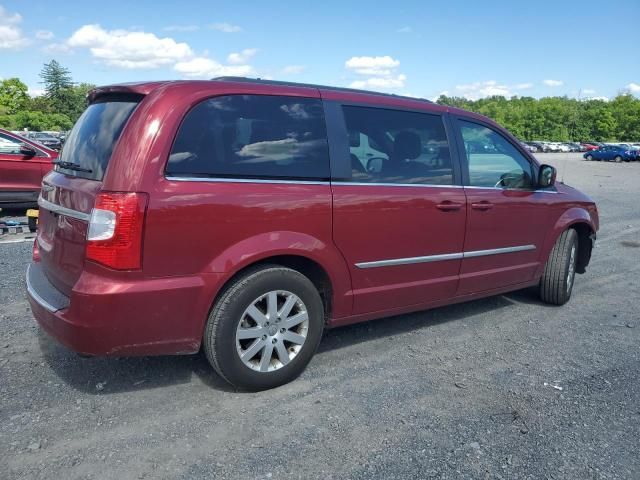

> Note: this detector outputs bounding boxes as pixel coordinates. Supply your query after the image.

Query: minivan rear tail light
[86,192,148,270]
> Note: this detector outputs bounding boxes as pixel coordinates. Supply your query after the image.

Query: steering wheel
[494,178,505,188]
[366,157,386,173]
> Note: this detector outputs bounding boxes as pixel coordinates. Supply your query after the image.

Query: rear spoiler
[87,82,169,103]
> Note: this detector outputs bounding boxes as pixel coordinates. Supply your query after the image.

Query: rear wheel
[203,265,324,391]
[614,155,623,163]
[539,229,578,305]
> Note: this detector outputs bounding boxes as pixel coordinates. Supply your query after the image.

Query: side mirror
[538,164,556,188]
[20,144,37,157]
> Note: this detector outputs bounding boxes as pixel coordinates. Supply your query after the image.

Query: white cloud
[430,90,450,102]
[227,48,257,65]
[350,74,406,90]
[626,82,640,93]
[345,55,400,76]
[210,22,242,33]
[28,87,45,97]
[163,25,199,32]
[454,80,534,100]
[282,65,305,75]
[543,79,563,87]
[582,88,596,95]
[43,42,72,54]
[397,26,412,33]
[174,57,253,78]
[345,55,406,91]
[585,96,609,102]
[0,5,29,49]
[67,24,193,69]
[35,29,54,40]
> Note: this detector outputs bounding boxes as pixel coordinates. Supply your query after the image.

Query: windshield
[57,97,140,180]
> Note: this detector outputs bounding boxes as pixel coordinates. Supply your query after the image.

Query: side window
[459,120,533,189]
[0,133,24,155]
[341,106,453,185]
[167,95,330,180]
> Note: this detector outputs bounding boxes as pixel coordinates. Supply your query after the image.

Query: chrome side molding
[355,244,536,269]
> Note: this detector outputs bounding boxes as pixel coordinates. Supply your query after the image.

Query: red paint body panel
[331,184,466,314]
[27,79,599,357]
[0,128,57,205]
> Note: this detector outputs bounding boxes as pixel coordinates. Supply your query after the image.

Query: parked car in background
[527,141,547,152]
[520,141,537,153]
[26,77,599,390]
[566,143,584,152]
[0,128,58,208]
[581,143,599,151]
[584,145,636,162]
[23,131,62,151]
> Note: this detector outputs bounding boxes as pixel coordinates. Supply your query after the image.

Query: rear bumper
[26,262,224,356]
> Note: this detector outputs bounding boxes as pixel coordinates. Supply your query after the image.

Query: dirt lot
[1,153,639,480]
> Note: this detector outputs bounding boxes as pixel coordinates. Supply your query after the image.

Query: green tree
[40,60,73,100]
[0,78,29,115]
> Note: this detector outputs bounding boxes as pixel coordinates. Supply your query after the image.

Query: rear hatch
[37,96,141,296]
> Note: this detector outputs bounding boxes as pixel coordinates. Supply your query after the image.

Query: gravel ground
[1,153,639,480]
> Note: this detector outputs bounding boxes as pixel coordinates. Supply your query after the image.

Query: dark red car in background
[26,78,598,390]
[0,128,58,209]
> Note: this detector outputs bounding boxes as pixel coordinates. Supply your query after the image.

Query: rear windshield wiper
[53,161,93,173]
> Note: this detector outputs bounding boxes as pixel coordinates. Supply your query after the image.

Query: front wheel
[614,155,623,163]
[203,266,324,390]
[539,229,578,305]
[585,154,593,161]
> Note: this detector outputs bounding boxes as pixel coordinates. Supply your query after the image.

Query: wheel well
[218,255,333,322]
[571,223,594,274]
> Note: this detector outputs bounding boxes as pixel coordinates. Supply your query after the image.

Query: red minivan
[0,128,58,208]
[26,78,598,390]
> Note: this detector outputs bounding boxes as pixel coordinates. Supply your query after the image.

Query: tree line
[0,60,94,132]
[436,94,640,142]
[1,60,639,141]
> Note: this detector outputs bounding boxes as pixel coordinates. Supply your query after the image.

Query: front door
[329,103,466,315]
[0,132,48,204]
[453,118,552,295]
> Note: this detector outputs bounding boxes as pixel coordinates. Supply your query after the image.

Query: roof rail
[211,76,433,103]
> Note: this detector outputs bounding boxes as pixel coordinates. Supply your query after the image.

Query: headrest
[393,131,421,160]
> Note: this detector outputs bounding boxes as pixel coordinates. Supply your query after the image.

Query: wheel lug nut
[280,328,285,333]
[271,338,277,344]
[262,335,267,340]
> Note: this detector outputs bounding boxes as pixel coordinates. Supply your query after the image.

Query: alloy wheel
[235,290,309,372]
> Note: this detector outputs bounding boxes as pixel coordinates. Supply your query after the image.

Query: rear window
[56,97,140,180]
[166,95,330,180]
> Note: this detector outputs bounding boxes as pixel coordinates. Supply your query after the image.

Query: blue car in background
[584,145,637,162]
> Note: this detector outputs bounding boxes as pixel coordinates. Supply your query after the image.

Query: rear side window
[57,98,140,180]
[341,106,453,185]
[167,95,330,180]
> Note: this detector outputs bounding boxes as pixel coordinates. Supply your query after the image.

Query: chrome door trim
[463,244,536,258]
[355,252,464,269]
[37,197,91,222]
[355,244,536,269]
[333,182,463,189]
[165,176,330,186]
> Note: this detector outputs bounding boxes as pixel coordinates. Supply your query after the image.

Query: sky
[1,0,639,101]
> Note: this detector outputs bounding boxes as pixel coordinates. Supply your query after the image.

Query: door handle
[436,201,462,212]
[471,201,493,211]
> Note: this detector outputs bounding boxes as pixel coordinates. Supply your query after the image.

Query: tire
[614,155,623,163]
[203,265,324,391]
[539,229,578,306]
[585,154,593,161]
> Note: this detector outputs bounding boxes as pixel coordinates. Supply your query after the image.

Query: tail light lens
[86,192,148,270]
